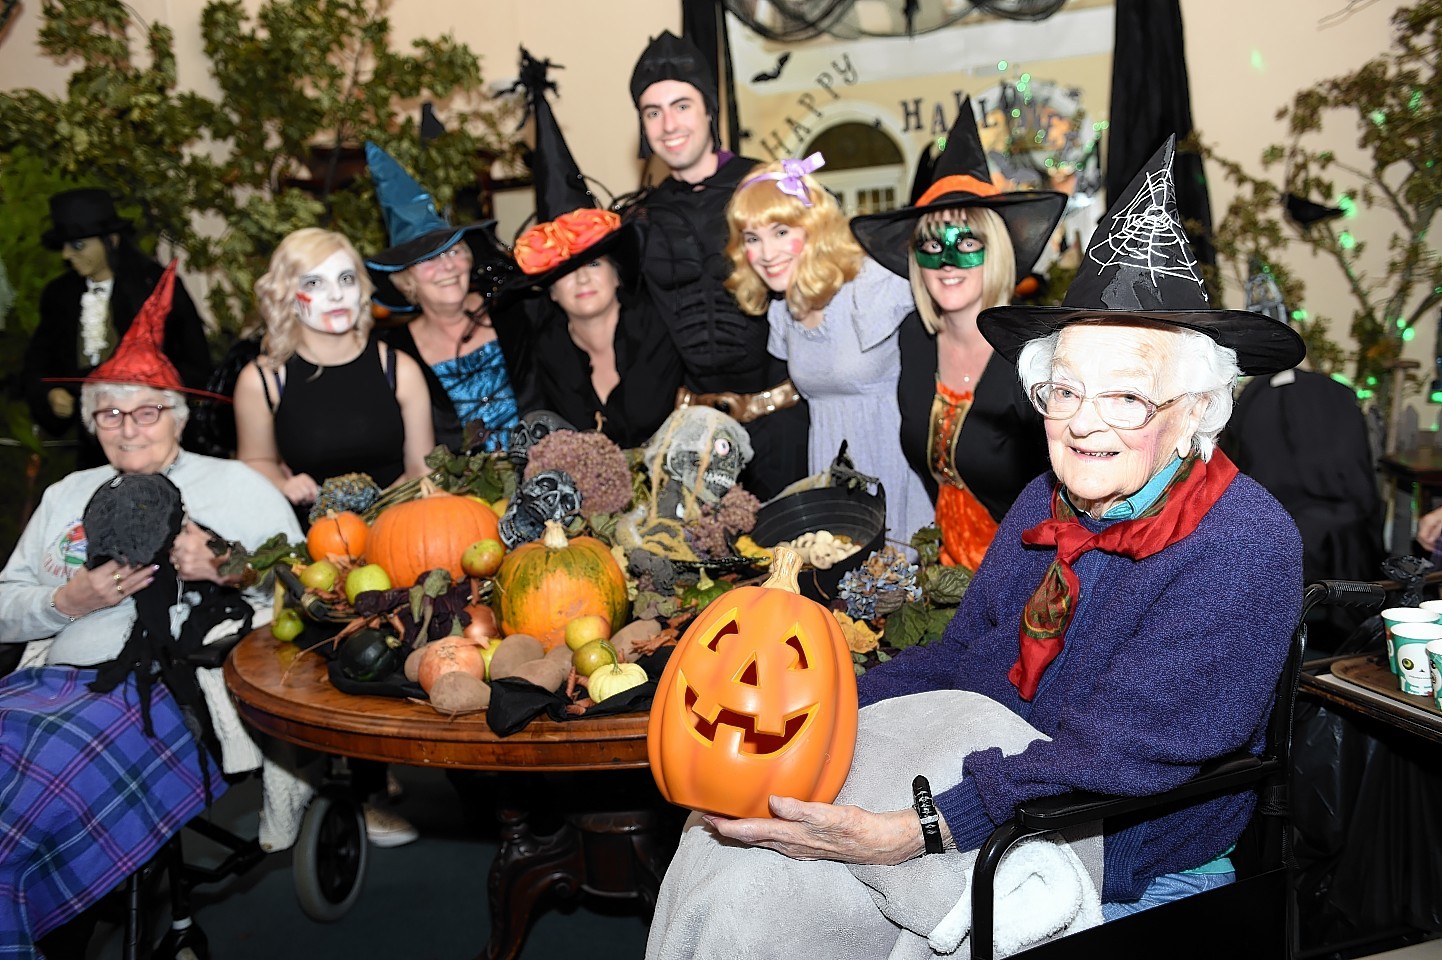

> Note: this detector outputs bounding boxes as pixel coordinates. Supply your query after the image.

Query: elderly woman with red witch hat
[491,49,684,449]
[851,100,1067,573]
[0,263,300,958]
[645,139,1305,958]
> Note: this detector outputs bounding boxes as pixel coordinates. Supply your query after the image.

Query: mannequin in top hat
[645,139,1304,956]
[492,50,683,449]
[616,31,808,500]
[24,188,212,466]
[852,103,1067,571]
[365,144,520,453]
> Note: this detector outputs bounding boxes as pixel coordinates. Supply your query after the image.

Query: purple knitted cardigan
[857,469,1302,902]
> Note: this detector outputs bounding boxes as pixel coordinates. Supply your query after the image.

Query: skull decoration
[647,548,857,819]
[643,407,754,516]
[506,410,576,467]
[498,469,583,547]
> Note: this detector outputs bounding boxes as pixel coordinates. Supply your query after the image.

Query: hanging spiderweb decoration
[1086,164,1203,289]
[81,473,185,568]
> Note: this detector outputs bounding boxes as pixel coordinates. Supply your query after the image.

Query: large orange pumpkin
[492,521,629,651]
[365,481,500,587]
[648,547,857,819]
[307,511,368,562]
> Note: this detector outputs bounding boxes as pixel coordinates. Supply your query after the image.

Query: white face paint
[295,250,363,335]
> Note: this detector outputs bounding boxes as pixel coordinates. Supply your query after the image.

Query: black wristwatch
[912,775,944,855]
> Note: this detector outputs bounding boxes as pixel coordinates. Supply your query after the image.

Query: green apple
[299,560,339,592]
[344,563,392,604]
[564,614,612,652]
[572,638,618,678]
[461,538,505,579]
[272,608,305,642]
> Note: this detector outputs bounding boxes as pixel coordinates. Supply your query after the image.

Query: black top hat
[978,137,1306,376]
[628,30,720,160]
[851,99,1067,281]
[362,141,514,313]
[496,49,641,308]
[42,188,133,250]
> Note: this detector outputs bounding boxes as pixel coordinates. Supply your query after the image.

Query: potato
[404,646,426,683]
[510,657,569,693]
[427,671,490,715]
[487,633,546,680]
[609,618,662,663]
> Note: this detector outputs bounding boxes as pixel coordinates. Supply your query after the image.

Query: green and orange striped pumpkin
[493,521,630,651]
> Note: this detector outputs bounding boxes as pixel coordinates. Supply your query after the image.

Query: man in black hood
[619,30,809,501]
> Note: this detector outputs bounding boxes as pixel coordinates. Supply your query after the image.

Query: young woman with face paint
[235,228,434,510]
[723,156,934,550]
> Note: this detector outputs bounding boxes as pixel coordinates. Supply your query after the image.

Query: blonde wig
[254,228,375,368]
[907,207,1017,334]
[724,162,863,318]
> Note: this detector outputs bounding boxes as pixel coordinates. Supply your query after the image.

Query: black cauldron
[750,483,886,603]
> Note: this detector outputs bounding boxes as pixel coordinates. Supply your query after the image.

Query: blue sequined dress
[431,339,518,452]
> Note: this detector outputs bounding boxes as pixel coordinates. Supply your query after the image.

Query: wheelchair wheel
[293,792,367,922]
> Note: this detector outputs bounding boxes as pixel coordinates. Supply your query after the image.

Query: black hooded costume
[618,31,809,500]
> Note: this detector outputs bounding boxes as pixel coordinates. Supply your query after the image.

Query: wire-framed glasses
[92,404,173,430]
[1028,382,1189,430]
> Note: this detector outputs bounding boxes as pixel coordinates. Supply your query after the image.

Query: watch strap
[912,774,944,855]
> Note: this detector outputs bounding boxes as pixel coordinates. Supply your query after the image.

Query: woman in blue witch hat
[364,144,520,452]
[490,50,684,449]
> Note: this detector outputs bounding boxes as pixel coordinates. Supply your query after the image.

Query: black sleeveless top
[265,338,406,490]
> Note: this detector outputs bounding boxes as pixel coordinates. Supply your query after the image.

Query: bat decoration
[1284,192,1345,229]
[751,52,791,84]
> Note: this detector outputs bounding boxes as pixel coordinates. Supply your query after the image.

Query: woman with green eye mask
[852,101,1067,572]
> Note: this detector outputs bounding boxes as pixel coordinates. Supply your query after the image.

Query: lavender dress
[767,257,933,547]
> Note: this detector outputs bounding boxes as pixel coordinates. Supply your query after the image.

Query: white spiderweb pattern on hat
[1087,164,1204,288]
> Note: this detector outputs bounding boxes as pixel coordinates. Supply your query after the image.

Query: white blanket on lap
[646,690,1103,960]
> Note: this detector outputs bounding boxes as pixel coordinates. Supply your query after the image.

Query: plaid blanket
[0,666,226,958]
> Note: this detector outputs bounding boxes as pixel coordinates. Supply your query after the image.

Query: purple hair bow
[741,152,827,206]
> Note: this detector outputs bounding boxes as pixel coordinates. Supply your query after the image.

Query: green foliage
[1205,0,1442,430]
[0,0,523,335]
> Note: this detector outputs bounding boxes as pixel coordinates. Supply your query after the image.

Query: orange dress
[928,380,999,572]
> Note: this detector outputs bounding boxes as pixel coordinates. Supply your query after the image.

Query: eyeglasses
[1028,382,1189,430]
[412,245,470,276]
[93,404,173,430]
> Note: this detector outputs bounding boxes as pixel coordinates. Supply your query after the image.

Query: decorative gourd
[492,521,630,651]
[365,480,500,587]
[647,547,857,819]
[307,510,368,562]
[338,627,403,682]
[589,661,649,703]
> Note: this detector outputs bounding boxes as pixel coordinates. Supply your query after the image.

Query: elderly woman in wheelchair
[645,141,1307,959]
[0,268,301,958]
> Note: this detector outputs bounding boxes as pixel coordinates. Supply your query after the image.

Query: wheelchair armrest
[969,747,1279,960]
[181,631,245,670]
[1014,748,1277,831]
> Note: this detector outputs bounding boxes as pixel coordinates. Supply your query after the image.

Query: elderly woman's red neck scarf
[1013,449,1239,700]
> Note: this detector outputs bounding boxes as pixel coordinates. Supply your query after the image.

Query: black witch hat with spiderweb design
[979,136,1305,376]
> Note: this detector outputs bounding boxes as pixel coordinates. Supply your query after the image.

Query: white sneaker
[363,804,419,848]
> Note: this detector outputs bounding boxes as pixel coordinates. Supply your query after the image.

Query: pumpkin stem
[541,520,570,550]
[763,547,802,594]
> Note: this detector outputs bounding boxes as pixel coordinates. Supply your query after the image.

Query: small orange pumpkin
[492,521,630,651]
[365,480,501,587]
[306,511,368,562]
[647,547,857,819]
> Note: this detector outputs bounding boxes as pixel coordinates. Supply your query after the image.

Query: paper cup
[1419,600,1442,618]
[1390,622,1442,696]
[1381,607,1441,675]
[1428,640,1442,711]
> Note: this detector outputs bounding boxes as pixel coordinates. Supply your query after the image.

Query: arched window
[804,122,906,216]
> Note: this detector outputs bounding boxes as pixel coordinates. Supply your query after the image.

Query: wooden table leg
[485,805,585,960]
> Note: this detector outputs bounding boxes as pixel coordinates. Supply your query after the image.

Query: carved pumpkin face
[648,551,857,819]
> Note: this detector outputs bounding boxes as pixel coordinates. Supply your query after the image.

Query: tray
[1328,653,1442,719]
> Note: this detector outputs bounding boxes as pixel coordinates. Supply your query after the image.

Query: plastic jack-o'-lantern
[648,547,857,819]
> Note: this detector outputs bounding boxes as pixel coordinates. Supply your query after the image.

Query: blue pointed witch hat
[363,141,511,313]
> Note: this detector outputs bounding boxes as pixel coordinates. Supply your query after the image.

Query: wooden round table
[224,628,675,959]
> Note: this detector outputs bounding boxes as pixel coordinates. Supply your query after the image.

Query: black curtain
[681,0,742,152]
[1107,0,1215,267]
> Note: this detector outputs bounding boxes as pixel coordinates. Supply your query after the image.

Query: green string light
[1357,389,1375,400]
[1403,327,1416,342]
[1366,375,1378,386]
[997,60,1008,71]
[1250,49,1265,71]
[1337,195,1357,218]
[1370,110,1387,126]
[1339,231,1357,250]
[1331,372,1354,387]
[1409,90,1423,111]
[1291,308,1309,321]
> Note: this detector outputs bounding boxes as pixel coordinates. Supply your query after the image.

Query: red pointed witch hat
[48,260,231,402]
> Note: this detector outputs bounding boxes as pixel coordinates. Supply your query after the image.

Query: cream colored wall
[2,0,1421,388]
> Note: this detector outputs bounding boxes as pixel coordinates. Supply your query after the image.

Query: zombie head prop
[498,468,583,547]
[506,410,576,467]
[644,407,753,511]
